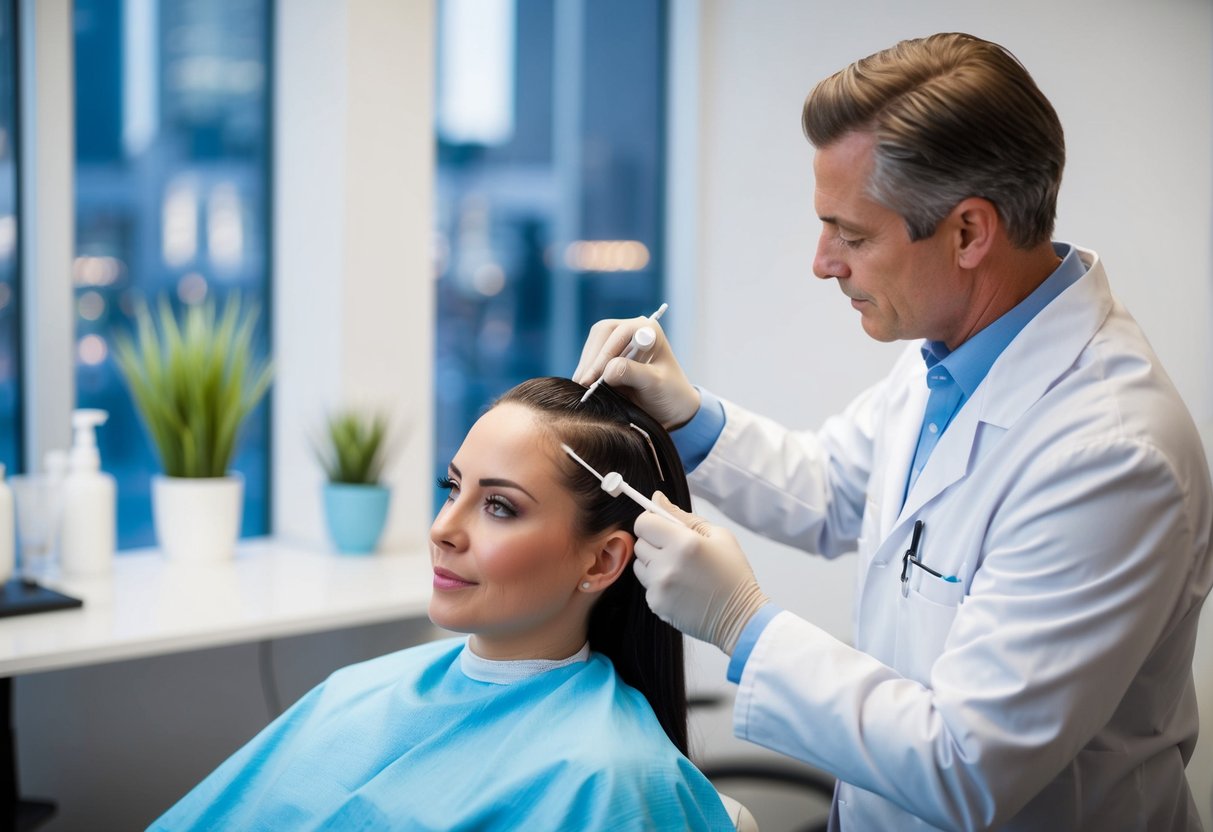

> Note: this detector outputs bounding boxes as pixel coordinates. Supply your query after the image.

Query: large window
[433,0,667,496]
[73,0,272,547]
[0,0,18,476]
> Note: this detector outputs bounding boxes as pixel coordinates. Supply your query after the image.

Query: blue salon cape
[151,637,733,831]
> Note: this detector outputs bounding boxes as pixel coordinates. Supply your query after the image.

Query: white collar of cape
[459,638,591,684]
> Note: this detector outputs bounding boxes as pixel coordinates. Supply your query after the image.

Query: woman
[151,378,734,831]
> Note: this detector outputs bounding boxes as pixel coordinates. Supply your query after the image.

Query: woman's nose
[429,502,467,551]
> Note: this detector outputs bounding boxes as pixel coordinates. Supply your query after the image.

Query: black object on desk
[0,580,82,831]
[0,580,83,619]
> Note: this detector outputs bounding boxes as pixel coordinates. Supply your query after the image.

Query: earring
[581,581,592,590]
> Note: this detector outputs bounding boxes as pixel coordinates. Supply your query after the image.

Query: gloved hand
[572,317,700,430]
[632,493,770,654]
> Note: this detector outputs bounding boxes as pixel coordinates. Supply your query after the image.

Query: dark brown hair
[496,377,691,754]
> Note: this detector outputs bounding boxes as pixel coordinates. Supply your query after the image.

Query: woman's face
[429,403,605,660]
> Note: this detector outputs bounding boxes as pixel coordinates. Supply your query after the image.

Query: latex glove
[572,317,700,430]
[632,493,769,654]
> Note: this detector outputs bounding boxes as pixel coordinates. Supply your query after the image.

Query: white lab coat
[692,249,1213,830]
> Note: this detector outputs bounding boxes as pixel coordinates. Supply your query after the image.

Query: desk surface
[0,539,434,676]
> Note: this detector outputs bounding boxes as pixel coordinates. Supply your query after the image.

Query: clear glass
[73,0,272,548]
[433,0,667,508]
[10,474,62,584]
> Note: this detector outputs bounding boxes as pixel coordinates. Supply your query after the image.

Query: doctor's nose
[812,231,849,282]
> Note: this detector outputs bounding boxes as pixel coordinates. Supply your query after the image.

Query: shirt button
[928,423,938,434]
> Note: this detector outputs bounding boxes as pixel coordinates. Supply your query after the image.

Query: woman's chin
[427,600,467,633]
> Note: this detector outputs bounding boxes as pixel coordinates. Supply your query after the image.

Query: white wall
[676,0,1213,827]
[272,0,434,553]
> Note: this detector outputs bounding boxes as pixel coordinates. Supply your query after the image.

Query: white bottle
[60,409,116,576]
[0,463,13,584]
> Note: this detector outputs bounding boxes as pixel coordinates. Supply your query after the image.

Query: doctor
[574,32,1213,831]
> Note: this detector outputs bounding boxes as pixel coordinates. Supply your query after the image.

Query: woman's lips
[433,567,477,590]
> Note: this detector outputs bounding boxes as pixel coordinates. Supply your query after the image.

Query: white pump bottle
[60,409,116,576]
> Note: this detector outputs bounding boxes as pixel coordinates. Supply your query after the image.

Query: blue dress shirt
[672,244,1088,682]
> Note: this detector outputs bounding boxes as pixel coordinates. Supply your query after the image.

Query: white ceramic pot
[152,474,244,562]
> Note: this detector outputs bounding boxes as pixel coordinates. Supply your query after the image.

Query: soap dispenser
[60,408,116,576]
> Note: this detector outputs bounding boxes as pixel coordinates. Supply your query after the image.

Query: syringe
[580,303,668,404]
[561,443,680,524]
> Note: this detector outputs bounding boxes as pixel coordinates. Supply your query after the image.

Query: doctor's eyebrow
[819,215,865,234]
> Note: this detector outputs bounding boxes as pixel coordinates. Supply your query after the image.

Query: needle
[580,303,668,404]
[560,443,680,524]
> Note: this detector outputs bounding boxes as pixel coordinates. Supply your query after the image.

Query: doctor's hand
[632,494,770,655]
[572,317,700,430]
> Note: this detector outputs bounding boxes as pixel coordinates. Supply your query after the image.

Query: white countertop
[0,538,434,676]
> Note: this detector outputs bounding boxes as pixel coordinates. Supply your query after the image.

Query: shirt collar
[459,639,591,685]
[921,242,1086,396]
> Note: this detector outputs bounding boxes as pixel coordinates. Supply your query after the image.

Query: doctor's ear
[950,197,998,269]
[579,531,633,593]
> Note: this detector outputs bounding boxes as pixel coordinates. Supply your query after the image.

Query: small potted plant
[313,410,393,554]
[115,294,273,562]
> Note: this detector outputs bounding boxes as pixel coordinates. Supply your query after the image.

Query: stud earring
[581,581,592,590]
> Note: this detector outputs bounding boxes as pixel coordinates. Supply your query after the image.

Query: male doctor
[574,33,1213,831]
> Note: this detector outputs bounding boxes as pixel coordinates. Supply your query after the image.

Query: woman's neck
[468,627,589,661]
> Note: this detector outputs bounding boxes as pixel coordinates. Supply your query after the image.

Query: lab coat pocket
[894,575,964,684]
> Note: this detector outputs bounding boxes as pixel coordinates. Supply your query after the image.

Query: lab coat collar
[895,247,1109,525]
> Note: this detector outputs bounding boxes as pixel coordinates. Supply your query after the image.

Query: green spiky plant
[313,410,391,485]
[115,295,274,479]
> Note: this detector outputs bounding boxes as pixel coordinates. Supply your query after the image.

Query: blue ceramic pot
[323,483,391,554]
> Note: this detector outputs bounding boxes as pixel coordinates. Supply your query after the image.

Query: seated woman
[152,377,735,831]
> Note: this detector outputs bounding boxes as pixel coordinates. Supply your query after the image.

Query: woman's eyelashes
[436,475,459,502]
[436,475,519,519]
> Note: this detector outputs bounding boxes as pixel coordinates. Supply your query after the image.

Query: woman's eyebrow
[479,478,538,503]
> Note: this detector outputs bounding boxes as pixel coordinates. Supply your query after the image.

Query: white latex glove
[572,316,700,430]
[632,493,769,655]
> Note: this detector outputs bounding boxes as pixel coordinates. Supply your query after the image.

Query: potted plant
[312,410,393,554]
[115,295,273,562]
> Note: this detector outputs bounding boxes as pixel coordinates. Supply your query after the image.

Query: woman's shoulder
[561,655,680,756]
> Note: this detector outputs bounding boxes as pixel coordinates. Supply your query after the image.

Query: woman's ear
[579,531,634,593]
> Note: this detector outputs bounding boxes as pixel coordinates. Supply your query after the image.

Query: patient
[151,378,735,831]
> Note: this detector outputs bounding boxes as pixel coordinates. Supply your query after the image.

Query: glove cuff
[714,582,770,656]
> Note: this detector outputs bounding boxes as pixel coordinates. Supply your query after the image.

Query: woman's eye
[436,476,459,502]
[485,495,517,518]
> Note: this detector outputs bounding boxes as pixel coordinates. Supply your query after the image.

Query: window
[0,0,18,475]
[433,0,667,499]
[73,0,272,547]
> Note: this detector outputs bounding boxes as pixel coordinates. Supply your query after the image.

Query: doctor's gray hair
[802,32,1065,249]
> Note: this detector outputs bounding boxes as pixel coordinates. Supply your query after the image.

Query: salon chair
[717,791,759,831]
[692,694,835,832]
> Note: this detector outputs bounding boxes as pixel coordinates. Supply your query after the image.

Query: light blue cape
[151,637,734,830]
